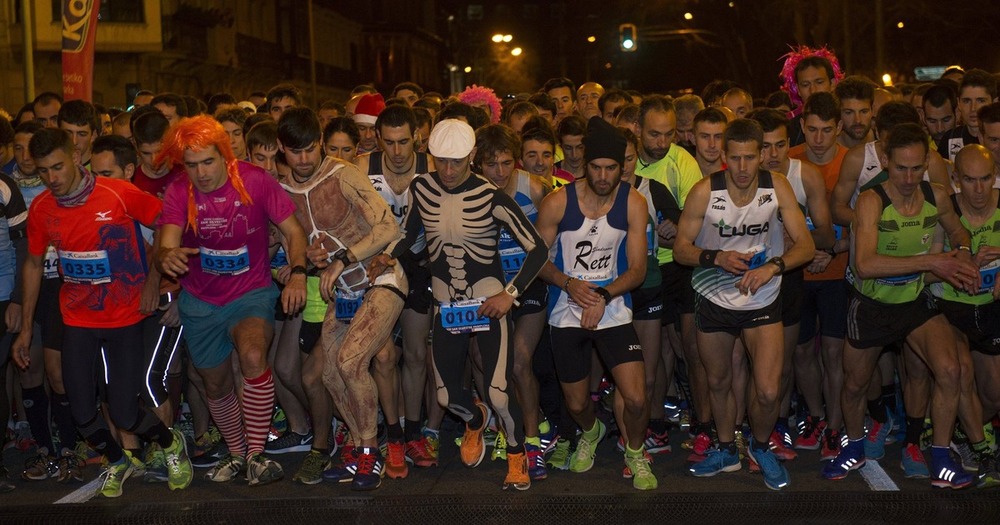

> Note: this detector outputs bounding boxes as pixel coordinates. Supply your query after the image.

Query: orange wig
[156,115,254,233]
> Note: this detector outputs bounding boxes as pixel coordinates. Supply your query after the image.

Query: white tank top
[692,170,784,310]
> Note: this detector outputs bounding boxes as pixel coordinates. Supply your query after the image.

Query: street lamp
[492,33,512,43]
[511,47,522,56]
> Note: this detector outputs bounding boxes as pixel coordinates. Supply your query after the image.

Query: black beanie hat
[583,116,626,166]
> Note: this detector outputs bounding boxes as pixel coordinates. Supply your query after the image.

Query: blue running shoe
[689,447,741,477]
[747,437,789,490]
[930,447,973,489]
[322,448,358,483]
[901,443,929,479]
[537,420,558,455]
[525,443,547,481]
[864,413,893,460]
[822,438,866,480]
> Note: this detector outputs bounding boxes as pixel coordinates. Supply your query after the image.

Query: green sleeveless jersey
[937,192,1000,305]
[853,182,938,304]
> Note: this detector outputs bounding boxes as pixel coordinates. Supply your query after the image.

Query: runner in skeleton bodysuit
[368,119,548,490]
[277,108,407,491]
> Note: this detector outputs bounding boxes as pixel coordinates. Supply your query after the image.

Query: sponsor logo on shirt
[95,210,112,222]
[757,193,773,207]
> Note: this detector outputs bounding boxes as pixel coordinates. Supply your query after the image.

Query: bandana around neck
[55,167,96,207]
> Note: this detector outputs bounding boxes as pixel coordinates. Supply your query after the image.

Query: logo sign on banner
[62,0,101,101]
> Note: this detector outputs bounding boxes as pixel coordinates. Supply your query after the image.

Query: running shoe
[74,440,103,466]
[547,438,572,471]
[977,451,1000,489]
[22,454,57,481]
[385,440,408,479]
[749,437,790,490]
[491,430,507,461]
[143,444,168,483]
[624,449,657,490]
[622,448,653,478]
[569,420,606,473]
[919,418,933,450]
[293,449,332,485]
[821,428,842,461]
[645,428,672,454]
[930,448,974,489]
[795,416,826,451]
[664,399,682,425]
[822,438,865,480]
[265,431,314,454]
[734,431,748,462]
[406,435,438,468]
[351,447,384,491]
[525,442,547,481]
[205,453,247,483]
[324,447,359,483]
[12,421,36,452]
[247,453,284,487]
[950,439,979,473]
[689,446,740,477]
[164,428,193,490]
[770,425,798,461]
[864,413,893,460]
[97,456,134,498]
[538,420,558,455]
[685,431,714,462]
[503,451,530,491]
[460,402,491,468]
[56,453,85,483]
[901,442,929,479]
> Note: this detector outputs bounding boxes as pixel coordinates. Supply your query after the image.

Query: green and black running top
[852,181,938,304]
[932,192,1000,305]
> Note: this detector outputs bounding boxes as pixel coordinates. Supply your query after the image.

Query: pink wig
[156,115,252,233]
[457,84,502,124]
[778,45,845,114]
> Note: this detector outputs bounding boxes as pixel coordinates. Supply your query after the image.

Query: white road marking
[860,460,900,491]
[55,477,101,504]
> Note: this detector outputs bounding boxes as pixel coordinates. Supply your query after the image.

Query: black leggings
[62,323,171,461]
[142,302,184,408]
[432,310,524,448]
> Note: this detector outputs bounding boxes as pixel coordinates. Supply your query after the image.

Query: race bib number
[43,247,60,279]
[335,289,365,321]
[201,246,250,276]
[876,273,920,287]
[441,299,489,334]
[978,260,1000,295]
[746,245,768,270]
[60,250,111,285]
[270,247,288,270]
[500,247,525,278]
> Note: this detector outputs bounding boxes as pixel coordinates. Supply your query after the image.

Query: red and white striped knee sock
[206,389,247,458]
[243,368,275,456]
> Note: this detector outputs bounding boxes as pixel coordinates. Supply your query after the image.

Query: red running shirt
[27,177,162,328]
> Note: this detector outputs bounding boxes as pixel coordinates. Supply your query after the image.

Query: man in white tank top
[674,119,815,491]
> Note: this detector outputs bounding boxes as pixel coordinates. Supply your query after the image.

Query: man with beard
[634,95,709,461]
[535,117,656,489]
[835,76,877,149]
[922,85,958,143]
[677,119,815,491]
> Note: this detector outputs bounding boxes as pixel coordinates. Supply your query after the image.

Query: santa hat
[353,93,385,125]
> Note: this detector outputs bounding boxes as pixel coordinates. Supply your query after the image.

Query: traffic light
[619,23,637,52]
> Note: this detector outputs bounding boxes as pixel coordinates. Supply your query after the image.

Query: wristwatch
[332,248,351,265]
[594,287,612,304]
[290,265,307,276]
[768,256,786,274]
[504,282,520,299]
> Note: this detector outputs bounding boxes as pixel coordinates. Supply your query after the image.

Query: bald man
[930,144,1000,487]
[577,82,606,120]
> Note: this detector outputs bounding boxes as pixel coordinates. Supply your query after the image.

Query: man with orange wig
[155,116,308,487]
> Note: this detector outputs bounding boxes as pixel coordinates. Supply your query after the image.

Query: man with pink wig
[155,115,308,487]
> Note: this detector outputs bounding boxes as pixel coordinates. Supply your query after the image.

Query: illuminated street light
[684,12,693,20]
[502,34,513,43]
[511,47,522,56]
[492,34,503,43]
[897,21,904,29]
[587,35,596,43]
[465,66,473,73]
[882,73,893,86]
